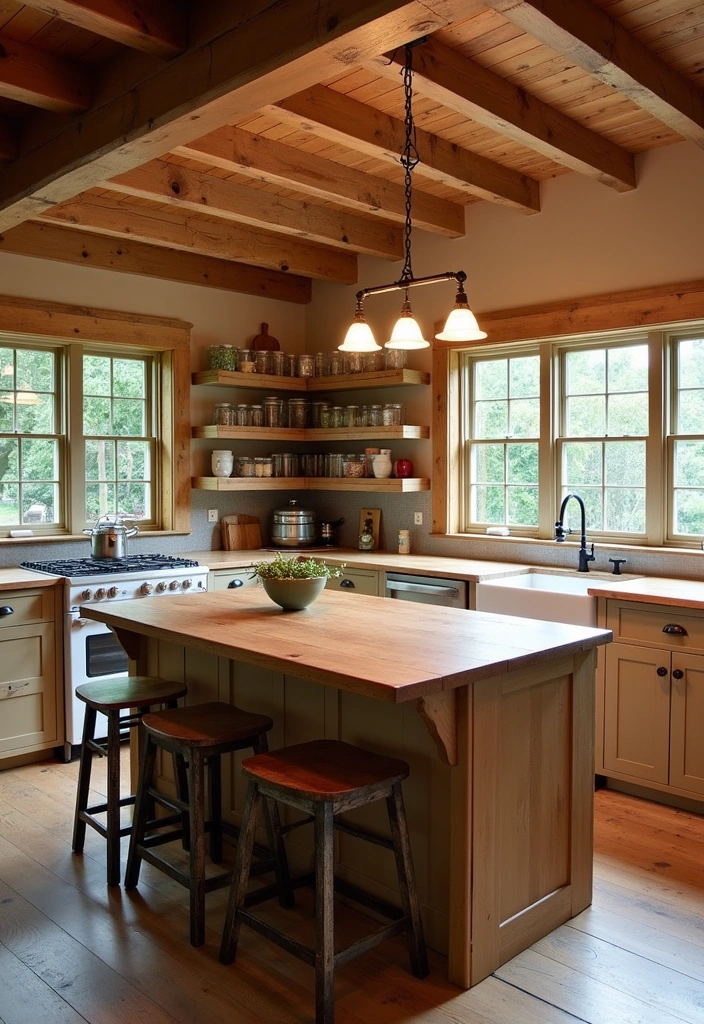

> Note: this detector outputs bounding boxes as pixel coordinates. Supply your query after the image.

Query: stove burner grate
[20,554,201,577]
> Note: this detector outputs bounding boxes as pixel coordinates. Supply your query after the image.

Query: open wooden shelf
[192,477,430,492]
[192,368,429,391]
[192,425,429,441]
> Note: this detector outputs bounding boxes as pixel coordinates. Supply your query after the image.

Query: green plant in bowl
[250,554,343,610]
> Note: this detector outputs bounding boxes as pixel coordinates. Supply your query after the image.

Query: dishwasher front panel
[384,572,468,608]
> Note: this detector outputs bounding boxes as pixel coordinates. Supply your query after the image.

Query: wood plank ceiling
[0,0,702,304]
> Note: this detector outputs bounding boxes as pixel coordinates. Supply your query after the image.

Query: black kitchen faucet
[555,493,596,572]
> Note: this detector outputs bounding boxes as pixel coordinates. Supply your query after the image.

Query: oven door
[64,608,129,746]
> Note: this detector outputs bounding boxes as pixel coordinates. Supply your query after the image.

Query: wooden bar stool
[125,701,293,947]
[72,676,187,887]
[219,739,428,1024]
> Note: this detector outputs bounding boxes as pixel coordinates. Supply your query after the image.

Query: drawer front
[326,569,379,597]
[209,569,258,592]
[0,589,54,629]
[0,622,58,753]
[606,601,704,654]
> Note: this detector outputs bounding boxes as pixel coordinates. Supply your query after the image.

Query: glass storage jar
[287,398,310,428]
[344,405,360,428]
[363,351,383,372]
[382,402,404,426]
[311,401,329,428]
[262,397,284,428]
[329,406,344,428]
[315,352,330,377]
[237,456,255,477]
[254,457,273,477]
[385,348,407,370]
[283,353,296,376]
[214,402,235,425]
[346,352,364,374]
[368,404,383,427]
[236,404,251,427]
[343,454,367,478]
[250,404,263,427]
[238,349,254,371]
[209,344,237,371]
[324,452,344,478]
[329,351,345,376]
[269,351,285,376]
[254,350,271,374]
[296,353,314,377]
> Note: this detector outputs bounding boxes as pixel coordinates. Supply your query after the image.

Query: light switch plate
[207,509,218,522]
[414,511,423,525]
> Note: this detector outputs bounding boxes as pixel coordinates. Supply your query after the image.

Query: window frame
[0,295,191,541]
[432,279,704,551]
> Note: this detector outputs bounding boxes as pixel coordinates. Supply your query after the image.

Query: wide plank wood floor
[0,751,702,1024]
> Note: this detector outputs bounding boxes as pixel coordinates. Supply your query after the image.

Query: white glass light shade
[384,302,429,350]
[435,303,487,342]
[338,316,381,352]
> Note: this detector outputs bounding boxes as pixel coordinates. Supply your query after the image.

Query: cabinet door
[603,642,670,784]
[669,652,704,797]
[325,568,379,596]
[0,622,58,754]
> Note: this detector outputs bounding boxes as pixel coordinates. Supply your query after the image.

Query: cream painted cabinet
[602,600,704,799]
[325,567,380,596]
[0,587,61,758]
[208,567,258,591]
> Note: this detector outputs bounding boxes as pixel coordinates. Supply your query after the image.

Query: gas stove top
[20,554,201,578]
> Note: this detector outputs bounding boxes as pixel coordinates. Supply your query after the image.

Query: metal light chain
[400,44,419,285]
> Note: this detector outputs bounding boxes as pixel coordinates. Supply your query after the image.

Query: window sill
[0,530,189,544]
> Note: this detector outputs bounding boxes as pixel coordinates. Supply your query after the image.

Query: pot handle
[126,526,139,537]
[82,529,93,536]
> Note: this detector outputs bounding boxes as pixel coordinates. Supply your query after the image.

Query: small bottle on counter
[398,529,410,555]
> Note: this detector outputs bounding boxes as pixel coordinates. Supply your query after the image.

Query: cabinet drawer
[606,601,704,654]
[0,589,55,628]
[326,569,379,597]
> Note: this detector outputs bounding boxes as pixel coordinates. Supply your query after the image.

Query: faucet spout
[555,493,596,572]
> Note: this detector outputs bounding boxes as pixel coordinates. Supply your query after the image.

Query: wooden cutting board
[220,514,261,550]
[252,322,280,350]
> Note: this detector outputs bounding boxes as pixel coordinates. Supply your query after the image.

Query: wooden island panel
[83,588,610,988]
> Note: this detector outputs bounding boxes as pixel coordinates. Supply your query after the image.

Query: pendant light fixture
[339,42,486,352]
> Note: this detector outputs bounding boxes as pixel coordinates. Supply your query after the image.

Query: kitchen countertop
[82,587,611,703]
[587,575,704,609]
[0,567,61,590]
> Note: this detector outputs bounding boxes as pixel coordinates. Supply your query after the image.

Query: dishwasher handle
[386,580,460,598]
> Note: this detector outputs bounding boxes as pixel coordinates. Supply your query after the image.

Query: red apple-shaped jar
[394,458,413,478]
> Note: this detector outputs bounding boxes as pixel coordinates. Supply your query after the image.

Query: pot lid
[271,499,316,523]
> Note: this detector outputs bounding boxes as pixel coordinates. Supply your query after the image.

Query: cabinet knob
[672,668,684,680]
[656,666,668,676]
[662,623,688,636]
[340,578,356,588]
[0,606,13,616]
[227,579,244,588]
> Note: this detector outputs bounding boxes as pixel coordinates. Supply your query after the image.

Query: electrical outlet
[414,511,423,525]
[207,509,218,523]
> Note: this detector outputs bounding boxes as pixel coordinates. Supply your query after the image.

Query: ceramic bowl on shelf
[262,576,326,610]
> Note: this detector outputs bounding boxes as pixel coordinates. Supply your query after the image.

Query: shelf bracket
[113,627,142,662]
[417,690,458,766]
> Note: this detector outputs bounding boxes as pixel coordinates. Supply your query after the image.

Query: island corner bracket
[417,690,458,766]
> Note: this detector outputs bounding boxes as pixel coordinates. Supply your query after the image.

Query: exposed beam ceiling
[174,128,466,237]
[0,33,93,113]
[0,220,311,303]
[40,192,360,283]
[107,159,405,260]
[19,1,188,58]
[383,37,636,191]
[483,0,704,147]
[276,85,541,213]
[0,0,468,231]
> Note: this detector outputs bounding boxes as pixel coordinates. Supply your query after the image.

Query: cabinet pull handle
[662,623,688,636]
[0,606,13,616]
[672,668,684,680]
[340,579,356,588]
[657,666,668,676]
[227,579,244,589]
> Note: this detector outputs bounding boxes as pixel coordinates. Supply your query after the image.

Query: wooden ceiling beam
[483,0,704,147]
[107,159,404,260]
[0,32,93,113]
[0,0,468,231]
[276,85,540,213]
[40,192,358,284]
[19,1,187,58]
[0,116,18,161]
[386,37,636,191]
[174,128,465,238]
[0,220,311,303]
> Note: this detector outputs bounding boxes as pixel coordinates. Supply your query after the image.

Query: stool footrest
[333,876,403,922]
[135,847,234,894]
[237,909,316,967]
[333,818,394,851]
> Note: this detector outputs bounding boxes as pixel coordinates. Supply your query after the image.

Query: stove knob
[81,588,93,601]
[94,588,106,600]
[169,580,180,591]
[156,581,168,593]
[181,578,192,590]
[140,582,154,595]
[107,586,120,598]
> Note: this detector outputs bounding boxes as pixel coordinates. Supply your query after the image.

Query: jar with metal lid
[283,353,296,376]
[382,402,404,426]
[250,404,263,427]
[273,452,298,477]
[237,456,256,477]
[296,353,314,378]
[238,349,254,370]
[214,402,235,425]
[329,351,345,376]
[329,405,344,428]
[311,401,329,428]
[346,352,364,374]
[236,404,251,427]
[325,452,344,478]
[262,396,284,428]
[344,405,360,428]
[385,348,407,370]
[254,456,273,477]
[287,398,310,428]
[368,404,383,427]
[343,454,367,478]
[269,350,285,376]
[254,350,271,374]
[209,344,237,371]
[315,352,329,377]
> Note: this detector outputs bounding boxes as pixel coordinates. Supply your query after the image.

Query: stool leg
[253,734,294,910]
[72,705,97,854]
[174,752,190,851]
[209,755,223,864]
[187,749,207,947]
[315,802,335,1024]
[105,709,122,887]
[125,732,157,889]
[220,780,261,965]
[387,783,429,979]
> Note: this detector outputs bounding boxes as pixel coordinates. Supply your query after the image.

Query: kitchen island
[84,587,611,989]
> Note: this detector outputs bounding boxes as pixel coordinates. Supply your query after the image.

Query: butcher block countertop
[587,575,704,609]
[0,567,59,590]
[82,587,611,703]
